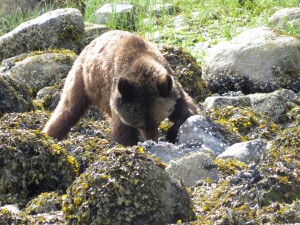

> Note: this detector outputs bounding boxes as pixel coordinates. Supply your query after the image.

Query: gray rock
[203,27,300,94]
[204,89,297,122]
[2,52,76,95]
[0,75,34,116]
[178,115,234,155]
[0,8,84,62]
[269,7,300,31]
[174,15,190,31]
[95,3,135,30]
[217,139,267,164]
[166,152,219,187]
[151,3,178,17]
[84,22,108,45]
[140,140,215,163]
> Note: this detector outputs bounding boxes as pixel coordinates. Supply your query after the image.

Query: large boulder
[0,75,34,117]
[203,27,300,94]
[1,50,77,95]
[0,8,84,62]
[62,147,195,225]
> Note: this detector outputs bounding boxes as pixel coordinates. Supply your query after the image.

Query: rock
[0,0,86,18]
[217,139,267,164]
[151,3,178,17]
[166,152,219,186]
[203,27,300,94]
[0,0,40,18]
[0,129,78,207]
[36,80,64,111]
[0,8,84,62]
[269,7,300,31]
[24,192,62,215]
[174,15,190,31]
[95,3,136,30]
[62,147,195,225]
[84,22,108,45]
[140,140,214,163]
[0,75,34,117]
[159,46,210,102]
[178,115,238,155]
[1,51,76,95]
[204,89,298,122]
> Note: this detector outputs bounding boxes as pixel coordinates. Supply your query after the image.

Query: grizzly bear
[43,30,197,146]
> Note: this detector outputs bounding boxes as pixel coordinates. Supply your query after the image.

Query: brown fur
[43,30,197,146]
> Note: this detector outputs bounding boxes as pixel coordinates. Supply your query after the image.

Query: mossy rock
[0,75,34,117]
[208,105,281,142]
[159,46,210,102]
[0,129,79,207]
[62,146,195,225]
[24,192,62,215]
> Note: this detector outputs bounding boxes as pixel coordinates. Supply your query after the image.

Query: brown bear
[43,30,197,146]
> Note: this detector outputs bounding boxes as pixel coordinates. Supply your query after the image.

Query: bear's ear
[118,77,135,99]
[157,74,173,97]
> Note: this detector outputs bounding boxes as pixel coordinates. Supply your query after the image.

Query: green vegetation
[1,0,299,60]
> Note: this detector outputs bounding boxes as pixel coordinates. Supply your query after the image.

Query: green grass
[0,0,299,60]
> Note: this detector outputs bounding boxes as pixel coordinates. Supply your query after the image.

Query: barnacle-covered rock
[62,146,195,225]
[0,111,49,131]
[24,192,62,215]
[208,105,281,141]
[0,75,34,117]
[0,129,79,207]
[189,125,300,224]
[159,46,210,102]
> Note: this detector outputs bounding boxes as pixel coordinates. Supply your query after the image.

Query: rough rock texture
[140,140,214,163]
[203,27,300,94]
[24,192,62,215]
[160,46,210,102]
[1,51,76,95]
[96,3,136,30]
[62,147,195,225]
[0,75,34,117]
[269,7,300,30]
[0,8,84,62]
[166,152,219,186]
[204,89,298,122]
[217,139,267,164]
[0,129,78,207]
[178,115,239,155]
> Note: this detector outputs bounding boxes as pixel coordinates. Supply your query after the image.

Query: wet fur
[43,30,197,146]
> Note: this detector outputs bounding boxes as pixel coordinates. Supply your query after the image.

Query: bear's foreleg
[110,113,140,146]
[43,69,90,141]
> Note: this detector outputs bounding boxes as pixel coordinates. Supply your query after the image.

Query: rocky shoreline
[0,4,299,225]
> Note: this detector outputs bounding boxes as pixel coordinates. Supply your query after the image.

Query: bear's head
[111,73,178,142]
